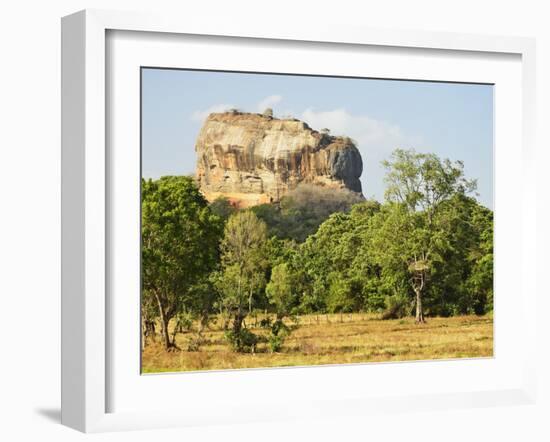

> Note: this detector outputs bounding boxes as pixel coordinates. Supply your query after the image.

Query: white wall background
[0,1,548,441]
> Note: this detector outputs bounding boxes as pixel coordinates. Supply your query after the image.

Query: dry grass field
[141,313,493,373]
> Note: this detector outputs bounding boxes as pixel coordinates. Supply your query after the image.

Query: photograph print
[140,68,493,373]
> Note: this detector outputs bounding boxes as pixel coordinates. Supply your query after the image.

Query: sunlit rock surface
[195,111,363,207]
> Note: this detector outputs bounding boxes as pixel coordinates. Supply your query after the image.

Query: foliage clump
[252,184,363,242]
[224,328,259,353]
[267,320,290,353]
[381,294,411,320]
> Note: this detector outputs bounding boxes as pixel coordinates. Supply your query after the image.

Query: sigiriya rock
[195,110,363,207]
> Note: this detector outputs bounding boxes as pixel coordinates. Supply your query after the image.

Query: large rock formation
[195,111,363,207]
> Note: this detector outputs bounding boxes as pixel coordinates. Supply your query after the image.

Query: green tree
[383,149,477,219]
[141,176,223,350]
[300,212,352,314]
[463,199,494,314]
[209,196,237,220]
[266,263,295,319]
[298,201,382,316]
[326,273,355,318]
[184,277,218,350]
[370,204,435,322]
[265,262,298,352]
[418,194,493,316]
[375,149,477,322]
[141,289,159,349]
[217,211,268,351]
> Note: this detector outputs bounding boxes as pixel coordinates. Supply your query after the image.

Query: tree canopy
[141,176,223,349]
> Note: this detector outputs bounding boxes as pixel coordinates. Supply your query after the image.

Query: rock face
[195,111,363,207]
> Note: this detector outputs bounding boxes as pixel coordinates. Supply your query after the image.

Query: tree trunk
[198,314,206,335]
[153,291,173,350]
[195,313,208,345]
[159,310,172,349]
[233,310,244,335]
[415,288,425,323]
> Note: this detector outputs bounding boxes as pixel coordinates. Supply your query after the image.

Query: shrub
[186,336,203,352]
[174,311,193,333]
[259,316,273,329]
[209,196,237,220]
[224,328,259,353]
[268,320,290,353]
[268,334,286,353]
[381,294,411,320]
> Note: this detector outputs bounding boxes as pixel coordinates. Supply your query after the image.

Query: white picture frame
[61,9,537,433]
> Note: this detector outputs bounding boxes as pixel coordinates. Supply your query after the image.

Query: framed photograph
[61,9,537,432]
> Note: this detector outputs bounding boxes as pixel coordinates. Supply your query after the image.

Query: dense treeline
[142,149,493,352]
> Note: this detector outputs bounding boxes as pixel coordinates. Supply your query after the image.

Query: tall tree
[300,212,351,314]
[265,262,298,352]
[266,263,296,320]
[463,198,494,314]
[141,176,223,349]
[216,211,268,351]
[377,149,477,322]
[297,201,382,315]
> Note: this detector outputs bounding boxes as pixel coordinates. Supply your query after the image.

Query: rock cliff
[195,111,363,207]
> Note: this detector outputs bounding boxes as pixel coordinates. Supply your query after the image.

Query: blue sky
[142,68,494,208]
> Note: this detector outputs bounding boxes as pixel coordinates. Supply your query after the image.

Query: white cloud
[190,103,235,122]
[301,108,419,153]
[300,108,424,201]
[257,95,282,112]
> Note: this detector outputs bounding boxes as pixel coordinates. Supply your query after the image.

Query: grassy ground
[141,313,493,373]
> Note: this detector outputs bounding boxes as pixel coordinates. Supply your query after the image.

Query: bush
[209,196,237,220]
[381,294,411,320]
[174,311,193,333]
[224,328,259,353]
[259,316,273,329]
[186,336,203,352]
[271,319,290,336]
[268,320,290,353]
[268,334,286,353]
